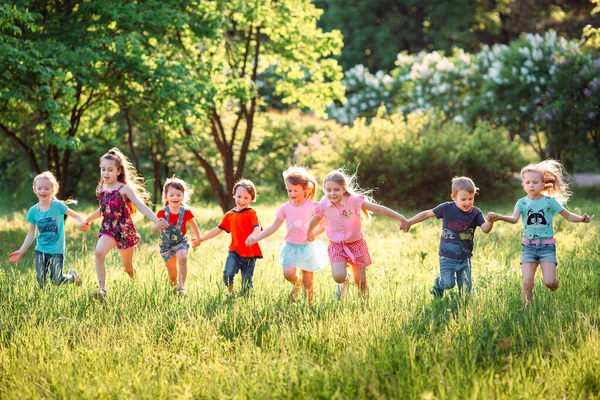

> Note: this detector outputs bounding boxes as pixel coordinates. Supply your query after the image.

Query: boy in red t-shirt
[199,179,262,295]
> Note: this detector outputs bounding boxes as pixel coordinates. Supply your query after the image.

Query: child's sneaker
[92,288,107,302]
[177,287,187,296]
[70,269,82,286]
[289,282,301,302]
[430,277,444,298]
[335,274,350,299]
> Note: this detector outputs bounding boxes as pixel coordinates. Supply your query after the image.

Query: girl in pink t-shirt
[246,167,327,304]
[307,169,409,300]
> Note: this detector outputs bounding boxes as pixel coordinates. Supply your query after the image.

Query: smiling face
[33,177,54,203]
[166,187,184,208]
[100,159,121,186]
[324,179,345,205]
[233,186,253,210]
[285,181,307,205]
[451,189,475,213]
[522,171,544,199]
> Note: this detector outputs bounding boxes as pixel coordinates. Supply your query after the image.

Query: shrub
[333,111,525,209]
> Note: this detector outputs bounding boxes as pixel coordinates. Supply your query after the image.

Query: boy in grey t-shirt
[403,177,494,297]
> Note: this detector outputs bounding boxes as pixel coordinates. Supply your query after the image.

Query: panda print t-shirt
[515,196,564,239]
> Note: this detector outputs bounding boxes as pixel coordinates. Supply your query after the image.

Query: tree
[170,0,344,212]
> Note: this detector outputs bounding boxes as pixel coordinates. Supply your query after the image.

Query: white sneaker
[335,274,350,299]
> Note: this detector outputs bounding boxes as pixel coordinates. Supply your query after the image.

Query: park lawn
[0,189,599,399]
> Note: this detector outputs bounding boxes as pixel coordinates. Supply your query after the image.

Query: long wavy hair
[521,159,571,205]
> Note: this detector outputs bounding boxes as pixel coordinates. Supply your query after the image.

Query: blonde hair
[162,176,193,207]
[451,176,479,195]
[283,166,318,200]
[33,171,77,205]
[521,159,571,204]
[323,169,373,219]
[98,148,151,213]
[232,179,257,200]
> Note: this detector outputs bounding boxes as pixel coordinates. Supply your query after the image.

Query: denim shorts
[520,243,557,265]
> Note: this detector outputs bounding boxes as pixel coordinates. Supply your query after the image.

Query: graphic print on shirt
[288,219,307,235]
[341,209,354,219]
[37,216,58,247]
[441,228,455,240]
[526,209,548,227]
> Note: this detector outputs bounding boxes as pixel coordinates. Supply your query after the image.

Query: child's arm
[559,209,591,223]
[487,208,520,224]
[199,226,223,243]
[406,210,435,229]
[480,219,494,234]
[10,223,36,262]
[66,208,86,225]
[313,220,326,237]
[120,185,162,224]
[362,200,409,230]
[80,208,101,231]
[246,218,283,246]
[189,219,201,248]
[307,215,323,242]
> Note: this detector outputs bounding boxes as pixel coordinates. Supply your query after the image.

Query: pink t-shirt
[314,194,364,243]
[275,200,318,244]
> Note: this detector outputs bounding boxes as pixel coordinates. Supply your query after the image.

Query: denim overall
[159,206,189,262]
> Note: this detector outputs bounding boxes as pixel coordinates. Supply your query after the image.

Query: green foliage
[333,111,524,208]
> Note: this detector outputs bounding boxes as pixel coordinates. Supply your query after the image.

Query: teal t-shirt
[26,200,68,254]
[516,195,564,239]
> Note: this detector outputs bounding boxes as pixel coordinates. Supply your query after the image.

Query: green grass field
[1,189,599,399]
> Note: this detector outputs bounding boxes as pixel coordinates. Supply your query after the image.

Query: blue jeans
[34,251,72,289]
[432,256,472,297]
[223,251,256,293]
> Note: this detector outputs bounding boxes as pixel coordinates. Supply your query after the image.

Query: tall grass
[1,188,599,399]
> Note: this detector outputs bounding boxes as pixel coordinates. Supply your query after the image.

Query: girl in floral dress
[81,148,168,300]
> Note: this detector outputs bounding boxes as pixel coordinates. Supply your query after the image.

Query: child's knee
[522,278,535,289]
[544,279,559,291]
[439,277,456,290]
[332,272,347,283]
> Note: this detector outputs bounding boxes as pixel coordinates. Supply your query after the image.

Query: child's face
[166,187,184,207]
[522,171,544,198]
[285,182,306,205]
[324,180,345,204]
[100,159,120,186]
[34,178,54,202]
[451,190,475,213]
[233,186,253,210]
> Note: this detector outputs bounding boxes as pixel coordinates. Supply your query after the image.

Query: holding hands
[152,218,169,232]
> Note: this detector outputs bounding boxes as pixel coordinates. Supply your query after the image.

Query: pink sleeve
[352,195,364,212]
[314,199,326,218]
[274,203,286,221]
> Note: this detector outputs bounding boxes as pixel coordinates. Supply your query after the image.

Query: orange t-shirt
[218,208,263,258]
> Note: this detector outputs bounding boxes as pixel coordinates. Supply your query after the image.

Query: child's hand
[487,212,498,222]
[397,217,409,231]
[400,223,411,233]
[9,251,23,263]
[191,237,201,248]
[245,236,256,246]
[79,221,90,231]
[307,232,315,242]
[581,213,591,223]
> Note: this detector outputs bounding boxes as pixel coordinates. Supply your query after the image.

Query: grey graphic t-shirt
[433,202,485,259]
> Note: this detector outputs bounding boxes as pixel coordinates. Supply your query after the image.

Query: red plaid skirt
[328,238,372,268]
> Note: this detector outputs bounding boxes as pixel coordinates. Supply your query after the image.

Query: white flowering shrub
[325,65,397,124]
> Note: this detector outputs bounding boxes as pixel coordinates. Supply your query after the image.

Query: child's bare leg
[540,262,559,291]
[118,246,136,279]
[95,235,117,290]
[351,264,368,299]
[165,257,178,286]
[175,249,188,289]
[301,271,314,305]
[521,262,538,304]
[331,261,349,283]
[283,267,301,302]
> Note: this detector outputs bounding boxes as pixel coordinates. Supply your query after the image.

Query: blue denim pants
[223,251,256,293]
[34,251,72,289]
[432,256,472,297]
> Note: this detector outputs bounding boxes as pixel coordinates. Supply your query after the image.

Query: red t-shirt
[157,208,195,235]
[219,208,262,258]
